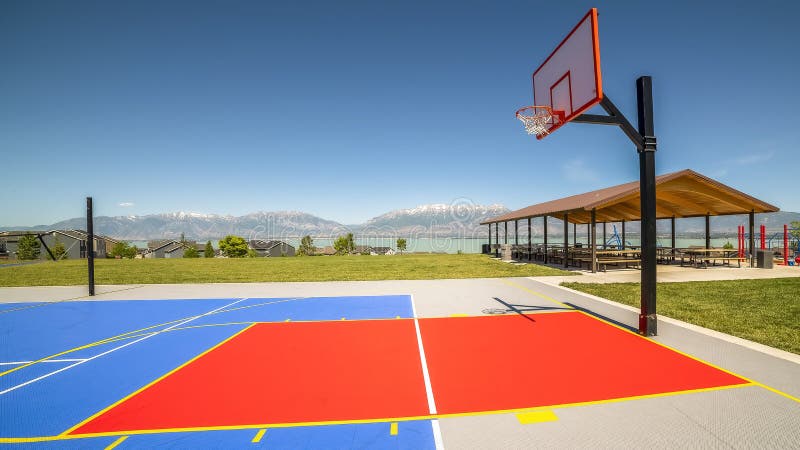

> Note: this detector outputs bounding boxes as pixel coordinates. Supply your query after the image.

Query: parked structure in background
[248,240,296,257]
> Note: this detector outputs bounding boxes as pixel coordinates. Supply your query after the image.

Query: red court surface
[71,319,430,435]
[70,312,749,435]
[420,311,749,414]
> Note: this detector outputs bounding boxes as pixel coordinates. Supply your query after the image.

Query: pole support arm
[572,95,646,151]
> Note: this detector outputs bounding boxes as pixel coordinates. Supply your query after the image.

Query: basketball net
[515,106,562,138]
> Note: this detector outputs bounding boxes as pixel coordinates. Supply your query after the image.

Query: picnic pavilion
[481,169,779,272]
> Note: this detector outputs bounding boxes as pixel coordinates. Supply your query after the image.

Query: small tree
[219,235,249,258]
[396,238,407,254]
[333,233,355,255]
[183,246,199,258]
[17,233,41,260]
[298,235,315,256]
[204,241,215,258]
[52,237,68,260]
[110,242,138,259]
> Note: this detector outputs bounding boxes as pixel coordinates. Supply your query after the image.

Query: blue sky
[2,0,799,226]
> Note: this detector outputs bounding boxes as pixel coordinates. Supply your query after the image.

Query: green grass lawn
[562,278,800,355]
[0,254,574,287]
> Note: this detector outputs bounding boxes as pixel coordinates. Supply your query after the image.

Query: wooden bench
[694,256,747,268]
[575,257,641,272]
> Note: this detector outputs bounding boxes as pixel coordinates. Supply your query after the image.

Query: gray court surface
[1,278,798,449]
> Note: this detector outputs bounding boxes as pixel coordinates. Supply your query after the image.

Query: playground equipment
[604,225,632,248]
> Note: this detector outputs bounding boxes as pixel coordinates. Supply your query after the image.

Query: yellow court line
[251,428,267,443]
[503,281,800,405]
[517,410,558,424]
[501,279,574,309]
[0,383,754,444]
[389,422,398,435]
[104,435,127,449]
[449,313,469,317]
[60,323,256,436]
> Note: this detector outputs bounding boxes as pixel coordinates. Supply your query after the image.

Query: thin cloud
[561,159,599,183]
[119,202,135,207]
[734,150,775,165]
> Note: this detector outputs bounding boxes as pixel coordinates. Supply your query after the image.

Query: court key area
[2,280,789,449]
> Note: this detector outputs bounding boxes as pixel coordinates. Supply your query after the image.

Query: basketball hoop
[515,106,563,138]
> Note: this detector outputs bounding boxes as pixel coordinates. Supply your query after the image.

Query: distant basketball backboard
[531,8,602,138]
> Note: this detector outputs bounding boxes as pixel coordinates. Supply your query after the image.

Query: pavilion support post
[514,220,518,246]
[587,223,590,245]
[495,223,499,257]
[602,222,606,249]
[705,214,711,249]
[488,224,491,254]
[573,223,576,246]
[543,216,549,265]
[621,220,626,249]
[527,218,532,261]
[748,210,755,267]
[590,209,597,273]
[563,214,569,268]
[671,216,676,261]
[504,222,508,245]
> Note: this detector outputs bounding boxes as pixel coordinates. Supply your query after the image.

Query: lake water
[130,236,748,254]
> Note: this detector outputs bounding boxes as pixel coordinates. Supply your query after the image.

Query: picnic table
[573,248,641,272]
[678,248,746,268]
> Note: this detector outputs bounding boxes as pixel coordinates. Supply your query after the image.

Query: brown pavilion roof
[481,169,779,225]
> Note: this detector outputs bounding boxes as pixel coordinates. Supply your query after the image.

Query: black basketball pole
[87,197,95,296]
[637,76,657,336]
[573,76,658,336]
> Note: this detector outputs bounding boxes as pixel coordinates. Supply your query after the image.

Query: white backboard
[532,8,602,139]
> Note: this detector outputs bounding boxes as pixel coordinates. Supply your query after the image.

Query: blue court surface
[0,295,437,449]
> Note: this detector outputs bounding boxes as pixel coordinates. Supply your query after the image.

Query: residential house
[1,230,108,260]
[370,247,396,255]
[248,240,296,257]
[145,240,188,258]
[316,246,337,256]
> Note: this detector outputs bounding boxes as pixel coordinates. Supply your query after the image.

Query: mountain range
[2,205,798,241]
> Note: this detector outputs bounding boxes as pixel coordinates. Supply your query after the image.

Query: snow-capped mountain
[1,204,509,240]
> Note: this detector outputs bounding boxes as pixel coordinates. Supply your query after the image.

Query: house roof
[249,240,292,250]
[148,240,181,252]
[481,169,779,225]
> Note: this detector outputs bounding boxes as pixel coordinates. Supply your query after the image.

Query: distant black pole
[87,197,95,296]
[637,76,657,336]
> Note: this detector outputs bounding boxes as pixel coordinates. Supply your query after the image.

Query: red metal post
[738,226,744,258]
[785,224,789,266]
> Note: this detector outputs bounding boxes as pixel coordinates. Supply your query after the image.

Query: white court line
[410,294,444,449]
[0,297,250,396]
[0,359,88,366]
